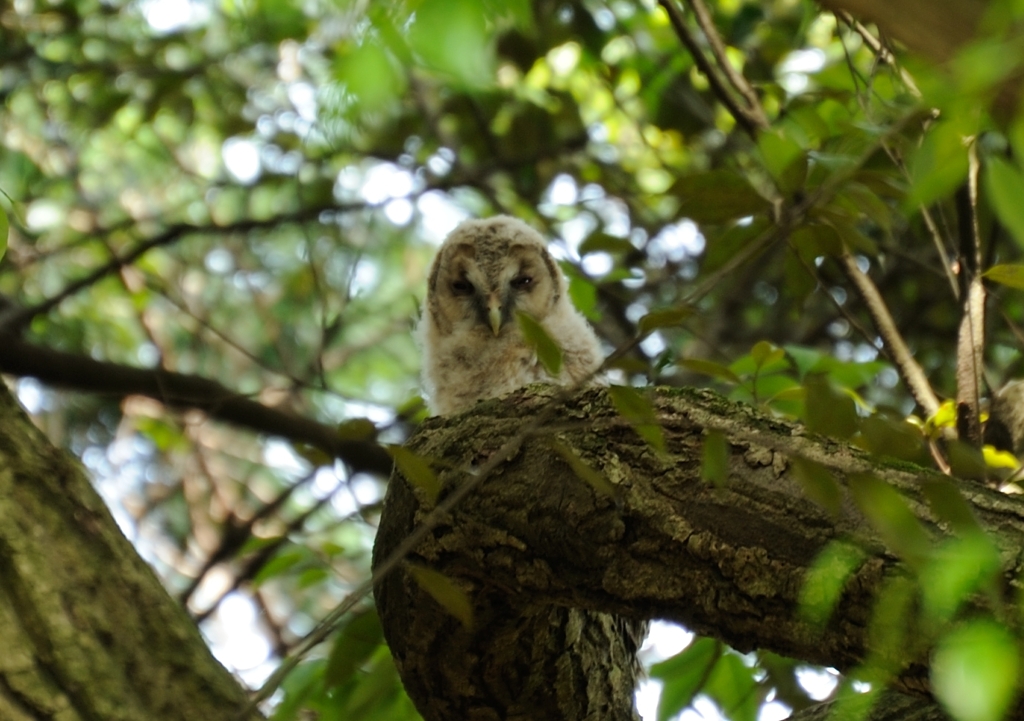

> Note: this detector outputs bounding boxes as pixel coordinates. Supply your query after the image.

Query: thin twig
[683,0,768,129]
[838,253,940,416]
[657,0,765,138]
[0,205,365,334]
[834,10,921,97]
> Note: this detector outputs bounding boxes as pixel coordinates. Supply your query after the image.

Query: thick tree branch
[955,145,986,445]
[375,386,1024,720]
[0,336,392,476]
[0,383,262,720]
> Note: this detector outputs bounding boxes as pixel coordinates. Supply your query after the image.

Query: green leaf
[983,263,1024,289]
[549,439,618,498]
[700,430,729,485]
[758,129,806,194]
[920,534,1001,628]
[790,224,842,263]
[270,659,326,721]
[650,637,720,721]
[848,473,931,568]
[325,609,384,690]
[638,306,692,335]
[679,358,741,385]
[791,457,842,515]
[387,446,440,503]
[335,41,404,110]
[919,477,984,537]
[0,205,8,262]
[408,566,473,629]
[608,385,665,453]
[578,233,636,256]
[254,546,312,586]
[337,418,378,441]
[825,680,881,721]
[947,440,987,482]
[672,170,771,224]
[908,119,970,208]
[409,0,492,86]
[800,540,866,627]
[804,374,859,439]
[567,275,600,320]
[932,620,1020,721]
[704,652,759,721]
[985,158,1024,250]
[866,574,916,673]
[750,340,785,371]
[859,416,926,463]
[343,648,407,719]
[516,311,563,376]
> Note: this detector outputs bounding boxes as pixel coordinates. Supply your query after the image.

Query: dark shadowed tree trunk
[0,384,259,721]
[373,386,1021,721]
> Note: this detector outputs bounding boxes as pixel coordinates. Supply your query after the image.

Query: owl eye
[511,275,533,291]
[451,279,474,295]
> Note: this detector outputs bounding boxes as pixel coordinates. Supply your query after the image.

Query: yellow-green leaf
[925,399,958,436]
[800,540,866,627]
[388,446,440,503]
[650,638,720,721]
[983,444,1020,470]
[517,311,563,376]
[932,620,1020,721]
[325,609,383,690]
[700,430,729,485]
[550,439,618,498]
[920,476,984,537]
[791,457,841,516]
[804,374,858,440]
[337,417,378,441]
[679,358,741,385]
[638,306,692,335]
[848,473,930,568]
[985,157,1024,250]
[335,41,404,110]
[920,534,1000,628]
[408,566,473,629]
[983,263,1024,290]
[608,385,665,453]
[0,205,8,262]
[672,170,771,224]
[751,340,785,370]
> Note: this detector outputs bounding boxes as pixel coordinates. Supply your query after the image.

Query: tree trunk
[0,384,258,721]
[373,386,1023,721]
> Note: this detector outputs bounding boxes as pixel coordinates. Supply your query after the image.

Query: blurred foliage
[4,0,1024,719]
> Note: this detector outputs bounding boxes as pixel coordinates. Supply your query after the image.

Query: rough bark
[0,383,259,721]
[374,385,1024,721]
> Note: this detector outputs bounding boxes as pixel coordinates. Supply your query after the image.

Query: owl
[419,215,604,416]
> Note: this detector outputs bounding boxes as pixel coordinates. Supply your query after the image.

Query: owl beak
[488,302,502,336]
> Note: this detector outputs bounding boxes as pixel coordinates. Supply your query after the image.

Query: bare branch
[0,336,393,476]
[839,254,942,416]
[0,205,366,335]
[657,0,766,138]
[683,0,769,129]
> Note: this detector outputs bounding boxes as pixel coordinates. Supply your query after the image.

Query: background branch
[0,336,393,475]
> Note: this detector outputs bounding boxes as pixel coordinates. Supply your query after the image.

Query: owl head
[424,216,565,338]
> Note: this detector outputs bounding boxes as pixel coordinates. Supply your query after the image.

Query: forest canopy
[2,0,1024,720]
